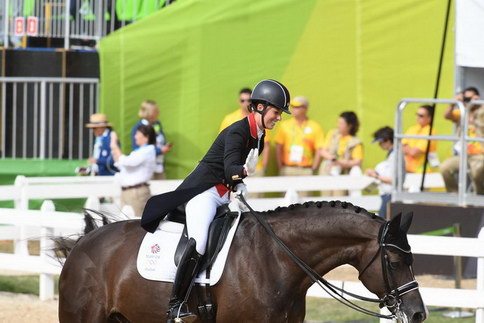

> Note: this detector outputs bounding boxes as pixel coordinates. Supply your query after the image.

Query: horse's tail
[52,209,111,259]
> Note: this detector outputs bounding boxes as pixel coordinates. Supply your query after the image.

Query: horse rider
[141,79,291,323]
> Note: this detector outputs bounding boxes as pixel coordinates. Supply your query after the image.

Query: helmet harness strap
[253,103,269,129]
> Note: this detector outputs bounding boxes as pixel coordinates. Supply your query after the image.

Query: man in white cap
[84,113,119,176]
[274,96,324,197]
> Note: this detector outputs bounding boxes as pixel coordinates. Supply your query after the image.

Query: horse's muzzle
[411,311,427,322]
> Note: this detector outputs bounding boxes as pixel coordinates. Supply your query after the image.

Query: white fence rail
[0,173,381,212]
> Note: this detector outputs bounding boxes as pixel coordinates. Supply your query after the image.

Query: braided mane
[262,200,384,222]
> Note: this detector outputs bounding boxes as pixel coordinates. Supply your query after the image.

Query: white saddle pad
[136,214,241,286]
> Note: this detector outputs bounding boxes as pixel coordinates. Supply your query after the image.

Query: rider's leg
[166,238,201,323]
[186,187,229,254]
[167,187,229,323]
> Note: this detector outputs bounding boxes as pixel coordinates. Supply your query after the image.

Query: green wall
[99,0,456,179]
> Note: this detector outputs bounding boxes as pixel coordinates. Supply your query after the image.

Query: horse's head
[358,212,427,322]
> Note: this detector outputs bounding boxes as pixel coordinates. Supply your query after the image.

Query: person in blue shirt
[131,100,172,179]
[85,113,119,176]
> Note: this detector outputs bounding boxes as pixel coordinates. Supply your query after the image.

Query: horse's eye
[389,261,400,270]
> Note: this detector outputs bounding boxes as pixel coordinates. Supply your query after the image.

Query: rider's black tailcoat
[141,114,264,233]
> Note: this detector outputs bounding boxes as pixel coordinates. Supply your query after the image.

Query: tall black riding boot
[167,238,202,323]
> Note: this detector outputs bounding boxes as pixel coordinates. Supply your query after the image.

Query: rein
[238,196,418,320]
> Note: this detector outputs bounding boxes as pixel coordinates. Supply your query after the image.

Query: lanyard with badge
[289,121,311,163]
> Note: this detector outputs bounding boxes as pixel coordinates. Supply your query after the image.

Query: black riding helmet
[250,79,291,128]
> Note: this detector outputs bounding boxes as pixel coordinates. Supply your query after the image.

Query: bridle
[238,196,420,320]
[357,221,419,311]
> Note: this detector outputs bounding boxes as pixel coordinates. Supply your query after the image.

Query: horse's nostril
[412,311,426,322]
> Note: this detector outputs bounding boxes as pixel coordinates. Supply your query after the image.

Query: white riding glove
[243,148,259,176]
[234,183,248,200]
[233,183,249,213]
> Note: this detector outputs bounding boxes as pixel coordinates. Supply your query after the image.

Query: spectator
[219,88,252,131]
[131,100,172,179]
[220,88,270,192]
[402,105,439,173]
[440,87,484,194]
[365,127,404,219]
[319,111,363,196]
[111,124,156,217]
[84,113,119,176]
[274,96,324,197]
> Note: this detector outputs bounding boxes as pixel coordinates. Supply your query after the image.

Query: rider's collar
[248,113,263,139]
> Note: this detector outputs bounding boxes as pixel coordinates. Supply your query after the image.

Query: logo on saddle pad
[151,244,161,254]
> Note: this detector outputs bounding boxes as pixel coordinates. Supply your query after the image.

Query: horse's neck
[266,208,381,288]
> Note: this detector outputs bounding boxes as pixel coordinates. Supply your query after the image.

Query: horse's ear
[400,212,413,233]
[388,213,402,234]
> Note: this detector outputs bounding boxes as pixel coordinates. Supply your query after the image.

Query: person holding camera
[440,87,484,194]
[111,124,157,217]
[365,126,405,219]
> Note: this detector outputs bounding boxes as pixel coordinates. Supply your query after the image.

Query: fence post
[64,0,71,49]
[39,200,55,301]
[40,81,46,159]
[84,195,100,211]
[476,227,484,323]
[13,175,29,255]
[283,189,299,206]
[3,0,9,48]
[453,223,462,289]
[349,166,363,197]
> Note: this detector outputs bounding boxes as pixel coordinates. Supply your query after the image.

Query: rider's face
[262,106,283,129]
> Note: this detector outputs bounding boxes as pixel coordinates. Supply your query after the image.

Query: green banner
[99,0,455,179]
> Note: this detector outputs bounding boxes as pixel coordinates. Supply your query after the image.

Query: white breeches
[185,186,230,254]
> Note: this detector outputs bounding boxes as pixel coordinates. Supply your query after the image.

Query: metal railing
[1,0,166,49]
[0,77,99,160]
[393,98,484,207]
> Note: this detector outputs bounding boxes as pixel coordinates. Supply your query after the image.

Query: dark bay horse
[58,201,427,322]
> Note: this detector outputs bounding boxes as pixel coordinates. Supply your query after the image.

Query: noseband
[357,221,419,310]
[238,196,420,320]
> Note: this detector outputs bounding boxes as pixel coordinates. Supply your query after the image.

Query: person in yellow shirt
[319,111,363,196]
[440,87,484,194]
[402,105,438,173]
[219,88,252,131]
[274,96,324,197]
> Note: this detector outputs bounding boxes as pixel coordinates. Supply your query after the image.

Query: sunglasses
[416,113,426,118]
